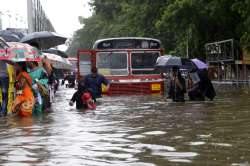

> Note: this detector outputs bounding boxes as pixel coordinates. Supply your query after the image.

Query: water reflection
[0,86,250,165]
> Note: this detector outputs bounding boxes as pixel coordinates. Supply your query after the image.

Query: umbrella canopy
[155,55,182,68]
[44,53,72,70]
[155,55,197,72]
[0,30,22,42]
[5,29,25,39]
[191,58,208,69]
[43,48,68,58]
[20,31,67,49]
[67,57,77,61]
[0,42,43,62]
[67,57,77,72]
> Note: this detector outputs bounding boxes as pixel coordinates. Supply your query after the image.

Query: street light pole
[186,31,189,59]
[6,10,11,28]
[15,14,19,28]
[0,11,3,30]
[186,27,192,59]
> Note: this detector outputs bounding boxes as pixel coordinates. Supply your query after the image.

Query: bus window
[131,52,160,75]
[114,40,135,49]
[79,53,91,76]
[96,52,128,76]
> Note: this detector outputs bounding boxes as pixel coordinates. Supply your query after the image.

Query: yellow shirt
[0,64,15,114]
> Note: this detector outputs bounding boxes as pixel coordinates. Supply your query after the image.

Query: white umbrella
[44,53,72,70]
[155,55,182,68]
[155,55,197,72]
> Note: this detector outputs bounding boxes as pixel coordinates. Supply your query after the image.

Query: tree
[67,0,249,58]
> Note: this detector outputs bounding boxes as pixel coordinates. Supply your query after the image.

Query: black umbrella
[0,30,22,42]
[42,48,68,58]
[20,31,67,49]
[5,28,25,39]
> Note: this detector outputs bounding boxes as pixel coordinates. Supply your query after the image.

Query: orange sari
[12,72,35,117]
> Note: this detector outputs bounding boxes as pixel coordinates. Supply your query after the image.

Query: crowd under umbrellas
[0,28,216,117]
[0,30,70,117]
[155,55,216,102]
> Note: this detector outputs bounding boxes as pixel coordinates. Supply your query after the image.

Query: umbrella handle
[0,38,10,48]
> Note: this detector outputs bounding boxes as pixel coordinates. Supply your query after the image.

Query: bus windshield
[131,51,160,75]
[96,52,128,76]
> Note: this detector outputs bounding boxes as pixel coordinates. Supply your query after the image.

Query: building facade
[205,39,250,82]
[27,0,55,33]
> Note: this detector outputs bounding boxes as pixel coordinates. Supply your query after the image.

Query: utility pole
[0,11,2,30]
[186,31,189,59]
[6,10,11,28]
[186,27,192,59]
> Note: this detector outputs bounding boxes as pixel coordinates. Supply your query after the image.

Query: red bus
[77,37,164,95]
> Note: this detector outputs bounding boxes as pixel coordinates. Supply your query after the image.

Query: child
[81,92,96,110]
[69,80,96,110]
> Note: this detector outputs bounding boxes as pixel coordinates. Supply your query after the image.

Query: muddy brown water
[0,85,249,166]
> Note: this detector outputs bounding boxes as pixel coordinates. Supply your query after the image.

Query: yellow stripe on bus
[151,83,161,91]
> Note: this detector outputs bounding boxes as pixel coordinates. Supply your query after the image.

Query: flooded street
[0,85,250,166]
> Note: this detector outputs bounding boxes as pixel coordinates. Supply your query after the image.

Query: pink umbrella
[4,42,43,62]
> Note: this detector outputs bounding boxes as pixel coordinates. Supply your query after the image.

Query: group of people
[62,72,76,88]
[68,66,215,109]
[1,60,216,116]
[0,58,56,117]
[168,67,216,102]
[1,61,109,117]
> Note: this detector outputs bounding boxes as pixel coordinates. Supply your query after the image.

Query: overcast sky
[0,0,92,37]
[0,0,27,29]
[40,0,92,38]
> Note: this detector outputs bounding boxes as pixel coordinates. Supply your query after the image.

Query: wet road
[0,85,250,166]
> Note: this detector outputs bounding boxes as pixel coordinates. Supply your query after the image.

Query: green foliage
[67,0,250,58]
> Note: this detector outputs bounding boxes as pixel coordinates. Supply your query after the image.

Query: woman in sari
[11,63,35,117]
[27,62,49,114]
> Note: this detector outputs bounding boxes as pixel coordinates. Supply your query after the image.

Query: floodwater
[0,85,250,166]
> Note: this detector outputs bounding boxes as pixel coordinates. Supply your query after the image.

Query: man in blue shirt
[0,61,9,116]
[84,66,110,101]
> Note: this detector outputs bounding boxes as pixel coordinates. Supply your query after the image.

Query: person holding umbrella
[168,66,186,102]
[27,62,49,114]
[188,59,216,101]
[187,71,205,101]
[11,62,35,117]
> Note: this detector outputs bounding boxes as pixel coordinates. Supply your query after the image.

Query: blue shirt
[0,61,8,78]
[84,73,109,98]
